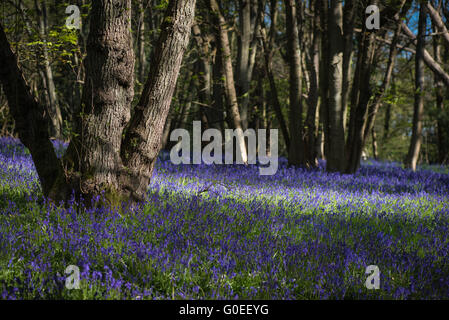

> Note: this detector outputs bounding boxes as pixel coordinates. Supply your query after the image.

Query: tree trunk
[345,29,376,173]
[285,0,306,167]
[121,0,198,200]
[236,0,251,130]
[304,0,321,168]
[319,0,330,164]
[432,5,449,164]
[192,23,221,130]
[137,0,147,84]
[341,0,355,132]
[1,0,197,205]
[34,0,63,139]
[371,127,378,160]
[405,3,426,171]
[325,0,346,172]
[209,0,248,163]
[0,24,63,196]
[212,42,225,133]
[260,0,290,151]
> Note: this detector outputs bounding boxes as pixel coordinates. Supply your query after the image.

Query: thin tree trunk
[304,0,320,168]
[319,0,330,163]
[434,37,447,163]
[345,0,380,174]
[361,1,407,151]
[34,0,63,139]
[212,43,225,133]
[371,127,378,160]
[208,0,248,163]
[137,0,147,84]
[341,0,355,132]
[405,3,426,171]
[260,0,290,150]
[192,23,221,130]
[237,0,251,130]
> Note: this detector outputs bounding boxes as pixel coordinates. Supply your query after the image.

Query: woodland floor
[1,137,449,299]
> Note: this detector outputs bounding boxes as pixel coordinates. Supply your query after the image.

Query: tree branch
[401,21,449,88]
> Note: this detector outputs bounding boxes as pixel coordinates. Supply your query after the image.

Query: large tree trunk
[1,0,197,205]
[325,0,346,172]
[121,0,197,201]
[285,0,306,167]
[59,0,136,202]
[404,3,426,171]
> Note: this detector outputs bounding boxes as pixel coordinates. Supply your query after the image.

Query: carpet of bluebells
[0,136,449,299]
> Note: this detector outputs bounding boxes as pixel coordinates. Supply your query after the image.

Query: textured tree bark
[405,3,426,171]
[325,0,346,172]
[285,0,306,167]
[1,0,197,206]
[208,0,248,164]
[121,0,197,201]
[59,0,136,202]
